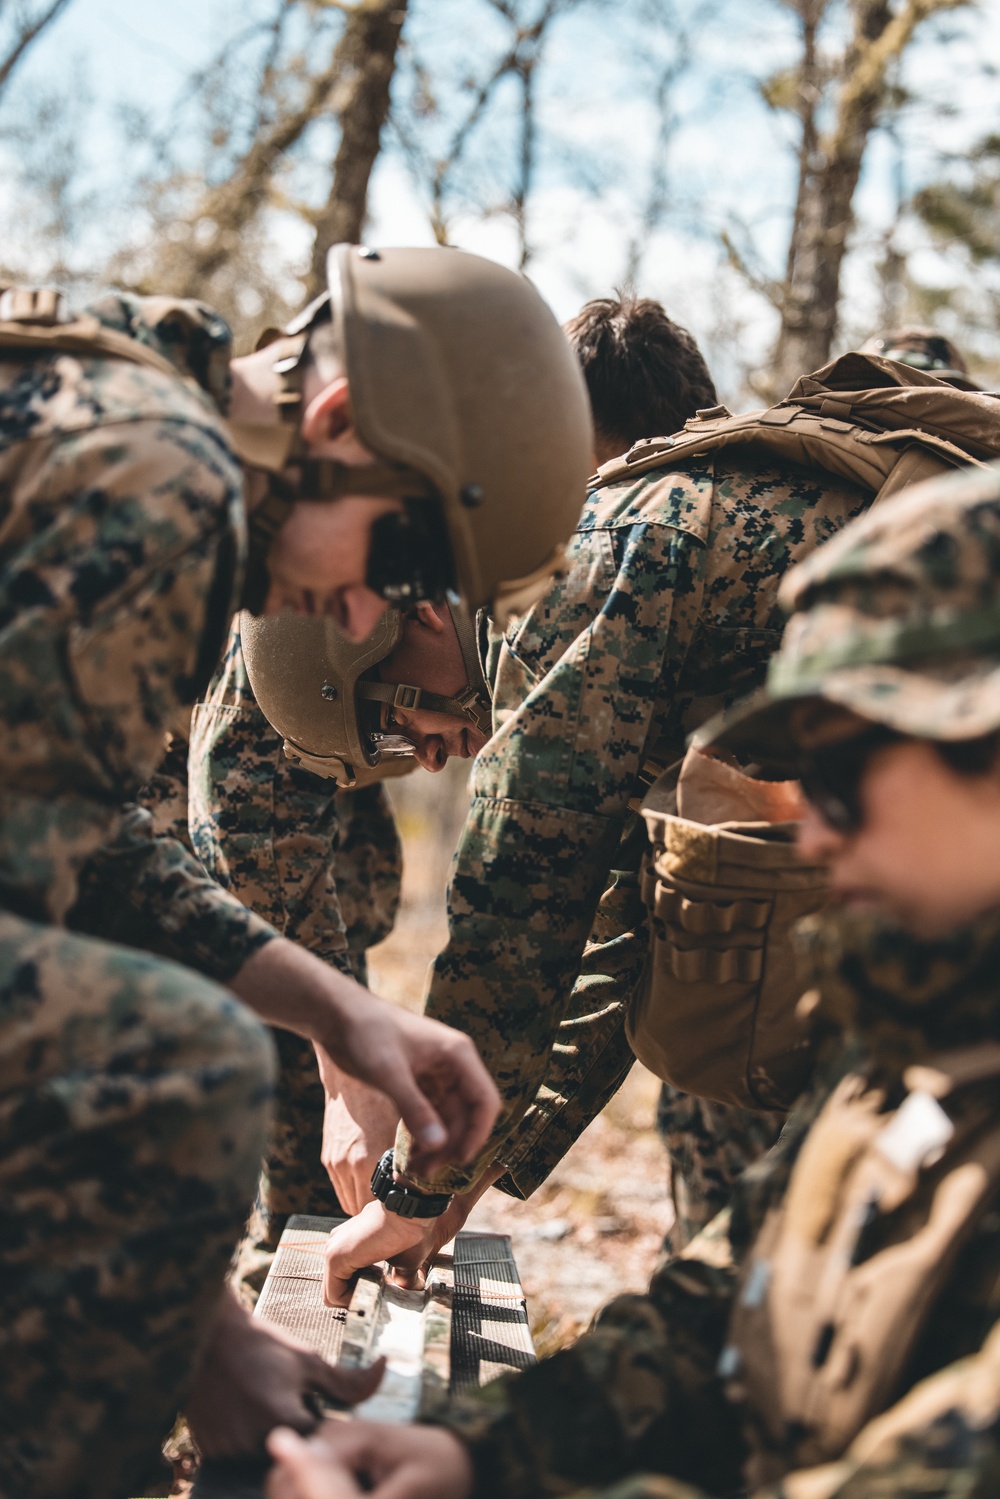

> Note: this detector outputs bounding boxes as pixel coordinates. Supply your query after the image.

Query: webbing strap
[603,407,978,505]
[0,311,186,383]
[357,676,490,730]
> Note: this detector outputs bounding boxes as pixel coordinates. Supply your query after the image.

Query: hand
[323,1165,504,1307]
[266,1420,474,1499]
[186,1290,385,1460]
[231,939,501,1176]
[321,1071,400,1216]
[329,1000,500,1180]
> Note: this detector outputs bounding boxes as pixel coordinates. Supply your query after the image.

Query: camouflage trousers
[0,910,275,1499]
[657,1084,783,1251]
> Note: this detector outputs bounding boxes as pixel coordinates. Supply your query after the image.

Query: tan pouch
[725,1044,1000,1485]
[630,749,827,1110]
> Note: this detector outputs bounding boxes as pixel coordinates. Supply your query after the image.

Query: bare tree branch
[396,0,578,261]
[0,0,71,98]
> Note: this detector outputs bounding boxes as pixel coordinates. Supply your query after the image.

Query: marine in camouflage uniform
[400,451,870,1236]
[188,620,402,1248]
[420,459,1000,1499]
[442,905,1000,1499]
[0,292,279,1498]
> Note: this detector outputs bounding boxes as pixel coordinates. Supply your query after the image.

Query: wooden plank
[190,1215,534,1499]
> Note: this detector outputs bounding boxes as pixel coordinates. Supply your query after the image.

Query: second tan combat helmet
[241,601,492,787]
[228,243,593,623]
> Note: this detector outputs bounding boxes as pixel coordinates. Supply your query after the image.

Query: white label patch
[875,1089,955,1174]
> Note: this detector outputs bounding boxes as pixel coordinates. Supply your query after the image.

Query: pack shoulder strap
[598,352,1000,508]
[0,285,187,384]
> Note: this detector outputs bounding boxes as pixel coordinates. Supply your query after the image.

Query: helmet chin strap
[354,601,492,735]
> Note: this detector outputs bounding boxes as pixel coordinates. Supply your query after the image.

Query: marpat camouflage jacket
[401,452,869,1193]
[184,619,402,978]
[0,290,274,978]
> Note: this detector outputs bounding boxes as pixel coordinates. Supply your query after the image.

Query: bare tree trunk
[769,0,966,394]
[305,0,407,297]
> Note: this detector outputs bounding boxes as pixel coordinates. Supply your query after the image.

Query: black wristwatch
[370,1149,454,1219]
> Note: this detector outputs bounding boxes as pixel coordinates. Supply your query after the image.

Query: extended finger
[310,1354,385,1408]
[422,1046,501,1167]
[454,1054,502,1161]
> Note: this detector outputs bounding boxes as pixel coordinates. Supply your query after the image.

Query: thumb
[266,1428,359,1499]
[309,1354,385,1409]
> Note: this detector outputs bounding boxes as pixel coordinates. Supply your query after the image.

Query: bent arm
[496,813,649,1198]
[439,1256,740,1499]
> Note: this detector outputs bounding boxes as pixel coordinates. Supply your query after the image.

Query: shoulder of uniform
[86,292,233,412]
[595,406,737,488]
[0,284,232,416]
[583,449,716,544]
[0,285,234,444]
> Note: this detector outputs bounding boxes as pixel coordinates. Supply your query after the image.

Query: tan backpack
[597,350,1000,504]
[632,751,826,1111]
[723,1044,1000,1486]
[620,355,1000,1110]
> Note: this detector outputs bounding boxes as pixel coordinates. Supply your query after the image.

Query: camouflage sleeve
[496,813,648,1198]
[439,1255,742,1499]
[398,517,708,1192]
[0,405,245,925]
[67,801,276,983]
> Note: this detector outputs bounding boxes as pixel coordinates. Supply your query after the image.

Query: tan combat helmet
[240,600,492,787]
[859,327,980,392]
[228,243,593,622]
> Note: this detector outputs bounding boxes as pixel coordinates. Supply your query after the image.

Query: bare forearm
[229,935,365,1058]
[231,938,501,1171]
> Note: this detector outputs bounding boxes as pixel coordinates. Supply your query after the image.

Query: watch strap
[369,1149,453,1220]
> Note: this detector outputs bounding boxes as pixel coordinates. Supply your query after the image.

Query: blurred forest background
[5,0,1000,1335]
[3,0,1000,398]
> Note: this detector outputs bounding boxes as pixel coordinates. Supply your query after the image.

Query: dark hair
[564,295,717,457]
[935,731,1000,776]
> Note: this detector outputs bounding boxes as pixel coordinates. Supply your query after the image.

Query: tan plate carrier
[724,1044,1000,1486]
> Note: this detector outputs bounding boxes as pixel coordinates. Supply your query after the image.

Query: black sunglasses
[798,723,905,833]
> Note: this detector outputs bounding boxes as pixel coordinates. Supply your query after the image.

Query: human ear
[414,601,447,634]
[301,376,352,446]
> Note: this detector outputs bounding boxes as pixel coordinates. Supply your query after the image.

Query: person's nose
[413,735,448,773]
[796,801,847,862]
